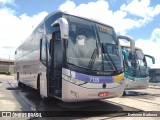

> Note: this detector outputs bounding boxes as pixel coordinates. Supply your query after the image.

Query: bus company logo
[96,72,111,75]
[2,112,11,117]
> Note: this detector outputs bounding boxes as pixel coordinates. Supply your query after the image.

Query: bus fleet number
[90,77,100,83]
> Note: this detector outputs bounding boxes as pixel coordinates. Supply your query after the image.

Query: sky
[0,0,160,67]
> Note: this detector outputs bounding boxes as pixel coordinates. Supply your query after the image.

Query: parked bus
[149,66,160,85]
[14,11,126,102]
[120,43,155,89]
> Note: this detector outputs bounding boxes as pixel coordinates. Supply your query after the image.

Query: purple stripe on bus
[72,72,114,83]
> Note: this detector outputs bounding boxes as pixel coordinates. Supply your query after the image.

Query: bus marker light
[98,92,109,97]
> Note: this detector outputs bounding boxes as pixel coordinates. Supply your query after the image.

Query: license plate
[98,92,109,97]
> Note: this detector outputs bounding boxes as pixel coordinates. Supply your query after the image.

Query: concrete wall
[0,64,14,74]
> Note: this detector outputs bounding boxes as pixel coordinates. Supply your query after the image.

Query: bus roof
[44,10,114,29]
[120,44,142,50]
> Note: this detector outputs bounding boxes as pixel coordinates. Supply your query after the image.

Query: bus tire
[123,91,126,96]
[17,73,23,87]
[37,74,40,94]
[18,81,22,87]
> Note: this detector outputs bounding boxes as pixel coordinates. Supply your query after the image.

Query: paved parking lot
[0,75,160,120]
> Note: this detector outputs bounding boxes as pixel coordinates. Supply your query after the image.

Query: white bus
[14,11,126,102]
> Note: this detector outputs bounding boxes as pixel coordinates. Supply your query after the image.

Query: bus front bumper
[124,77,149,90]
[61,79,125,102]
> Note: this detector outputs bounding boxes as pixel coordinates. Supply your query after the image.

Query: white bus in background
[14,11,128,102]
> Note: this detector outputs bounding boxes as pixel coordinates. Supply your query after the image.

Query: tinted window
[40,39,47,65]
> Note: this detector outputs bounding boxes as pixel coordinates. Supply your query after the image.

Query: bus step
[54,95,62,100]
[49,93,62,98]
[49,86,55,88]
[55,90,61,94]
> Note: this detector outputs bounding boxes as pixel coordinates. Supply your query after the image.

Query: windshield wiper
[101,42,118,73]
[86,49,98,72]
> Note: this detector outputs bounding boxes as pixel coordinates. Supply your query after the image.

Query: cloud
[0,0,14,5]
[151,28,160,42]
[135,27,160,67]
[0,7,48,60]
[120,0,160,18]
[58,0,76,12]
[59,0,160,34]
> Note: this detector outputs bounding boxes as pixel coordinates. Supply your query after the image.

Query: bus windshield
[65,15,123,72]
[135,49,146,67]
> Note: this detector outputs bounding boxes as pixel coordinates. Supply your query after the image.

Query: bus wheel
[18,81,22,87]
[17,72,22,87]
[123,91,126,96]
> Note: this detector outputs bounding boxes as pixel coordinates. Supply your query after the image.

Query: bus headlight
[71,90,79,98]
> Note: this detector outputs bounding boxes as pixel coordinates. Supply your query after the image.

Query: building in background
[149,66,160,85]
[0,58,14,74]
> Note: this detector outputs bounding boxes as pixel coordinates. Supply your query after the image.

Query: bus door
[49,28,62,97]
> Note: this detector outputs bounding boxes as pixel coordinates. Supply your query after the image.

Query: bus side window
[40,39,47,65]
[49,40,52,59]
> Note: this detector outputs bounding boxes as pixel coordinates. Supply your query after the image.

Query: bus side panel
[14,50,48,97]
[17,50,39,89]
[38,63,48,97]
[22,51,36,88]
